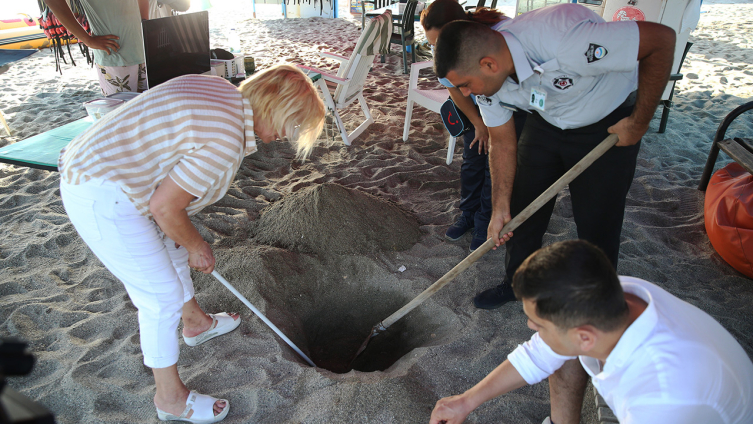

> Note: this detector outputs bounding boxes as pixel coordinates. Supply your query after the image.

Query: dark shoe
[445,213,474,241]
[473,281,517,309]
[469,230,486,252]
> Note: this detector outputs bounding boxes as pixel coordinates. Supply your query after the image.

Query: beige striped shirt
[59,75,257,217]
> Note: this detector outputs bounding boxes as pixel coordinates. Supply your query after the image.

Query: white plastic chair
[298,10,393,146]
[0,111,10,136]
[402,60,457,164]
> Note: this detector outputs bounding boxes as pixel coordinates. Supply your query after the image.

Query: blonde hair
[239,64,326,159]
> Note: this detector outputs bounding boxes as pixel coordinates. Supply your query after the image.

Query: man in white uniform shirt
[429,240,753,424]
[433,4,677,312]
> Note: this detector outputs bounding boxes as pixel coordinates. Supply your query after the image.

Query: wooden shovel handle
[380,134,619,329]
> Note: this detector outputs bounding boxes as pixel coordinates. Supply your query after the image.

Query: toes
[213,399,227,416]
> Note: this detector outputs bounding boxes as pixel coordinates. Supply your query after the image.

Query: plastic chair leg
[403,98,414,142]
[0,111,10,136]
[402,47,408,74]
[446,136,456,165]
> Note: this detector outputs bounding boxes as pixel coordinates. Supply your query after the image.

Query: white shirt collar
[602,282,658,371]
[500,32,535,86]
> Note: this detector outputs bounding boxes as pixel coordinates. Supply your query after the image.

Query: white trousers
[60,178,194,368]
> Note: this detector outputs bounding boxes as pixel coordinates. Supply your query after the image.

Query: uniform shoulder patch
[476,95,494,106]
[585,43,608,64]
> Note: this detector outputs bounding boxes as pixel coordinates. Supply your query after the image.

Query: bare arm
[45,0,121,54]
[487,119,517,248]
[150,176,215,273]
[448,87,489,154]
[429,360,527,424]
[138,0,150,20]
[609,22,676,146]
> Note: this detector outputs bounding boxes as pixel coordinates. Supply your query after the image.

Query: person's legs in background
[95,63,147,96]
[446,128,484,241]
[470,156,492,251]
[470,111,528,252]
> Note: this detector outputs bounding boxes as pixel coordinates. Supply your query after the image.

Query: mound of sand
[253,183,422,255]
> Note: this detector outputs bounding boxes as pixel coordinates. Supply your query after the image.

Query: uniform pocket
[61,185,103,243]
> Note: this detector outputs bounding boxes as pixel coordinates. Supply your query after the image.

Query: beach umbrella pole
[351,134,620,361]
[211,270,317,367]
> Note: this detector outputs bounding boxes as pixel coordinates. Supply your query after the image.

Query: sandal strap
[178,392,198,419]
[208,315,219,331]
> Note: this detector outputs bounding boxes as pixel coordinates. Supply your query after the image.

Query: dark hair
[420,0,505,32]
[512,240,629,332]
[433,20,499,78]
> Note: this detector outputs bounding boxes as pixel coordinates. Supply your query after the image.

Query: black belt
[620,90,637,108]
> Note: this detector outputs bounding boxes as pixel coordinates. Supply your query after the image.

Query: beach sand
[1,0,752,422]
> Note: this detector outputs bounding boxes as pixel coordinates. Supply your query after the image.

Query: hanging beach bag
[37,0,93,74]
[440,97,473,137]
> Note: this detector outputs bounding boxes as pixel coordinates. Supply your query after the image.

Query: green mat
[0,117,94,171]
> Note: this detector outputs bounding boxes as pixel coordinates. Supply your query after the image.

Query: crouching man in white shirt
[430,240,753,424]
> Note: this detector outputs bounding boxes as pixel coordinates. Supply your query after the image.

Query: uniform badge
[476,95,493,106]
[585,43,608,64]
[552,76,573,90]
[530,88,546,111]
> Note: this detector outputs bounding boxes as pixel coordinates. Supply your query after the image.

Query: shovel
[352,134,620,361]
[211,270,317,367]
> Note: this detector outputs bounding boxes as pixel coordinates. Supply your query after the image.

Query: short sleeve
[556,20,639,76]
[168,146,237,200]
[477,94,514,128]
[507,333,576,385]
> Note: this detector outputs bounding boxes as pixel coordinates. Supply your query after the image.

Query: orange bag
[705,162,753,278]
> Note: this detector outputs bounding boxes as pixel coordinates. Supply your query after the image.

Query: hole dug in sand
[250,183,459,374]
[301,284,456,374]
[256,254,460,374]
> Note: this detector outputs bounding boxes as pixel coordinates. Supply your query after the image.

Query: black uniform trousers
[504,103,640,282]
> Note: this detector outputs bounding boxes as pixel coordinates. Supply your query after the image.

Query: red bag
[705,162,753,278]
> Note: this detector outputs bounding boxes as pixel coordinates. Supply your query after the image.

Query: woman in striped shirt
[58,64,325,423]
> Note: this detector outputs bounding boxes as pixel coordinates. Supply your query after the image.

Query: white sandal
[183,313,241,347]
[156,391,229,423]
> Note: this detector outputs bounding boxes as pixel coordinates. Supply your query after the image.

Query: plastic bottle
[228,28,241,54]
